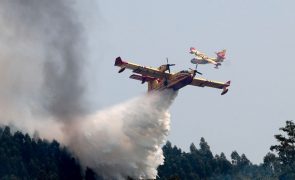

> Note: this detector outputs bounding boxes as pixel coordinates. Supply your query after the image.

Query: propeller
[166,58,175,73]
[189,68,202,76]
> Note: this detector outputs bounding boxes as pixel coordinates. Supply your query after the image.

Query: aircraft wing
[201,57,218,65]
[115,57,172,78]
[190,78,231,95]
[193,52,218,65]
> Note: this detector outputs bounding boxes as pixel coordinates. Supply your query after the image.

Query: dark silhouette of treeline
[157,121,295,180]
[0,126,96,180]
[0,120,294,179]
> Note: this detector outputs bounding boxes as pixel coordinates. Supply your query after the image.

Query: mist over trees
[0,120,294,179]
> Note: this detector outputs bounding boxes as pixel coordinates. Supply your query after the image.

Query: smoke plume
[0,0,87,124]
[0,0,177,179]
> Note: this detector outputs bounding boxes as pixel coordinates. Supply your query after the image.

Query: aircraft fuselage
[148,71,194,91]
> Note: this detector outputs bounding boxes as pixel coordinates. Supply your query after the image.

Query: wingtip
[221,81,231,95]
[221,89,229,95]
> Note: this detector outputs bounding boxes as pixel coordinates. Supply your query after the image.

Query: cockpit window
[180,70,189,73]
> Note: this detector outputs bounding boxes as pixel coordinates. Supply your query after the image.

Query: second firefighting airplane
[190,47,226,71]
[115,57,230,95]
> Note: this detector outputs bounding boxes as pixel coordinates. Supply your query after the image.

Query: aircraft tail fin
[115,56,127,66]
[190,47,197,54]
[115,57,123,66]
[216,49,226,60]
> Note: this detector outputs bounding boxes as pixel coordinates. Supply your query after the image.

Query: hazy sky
[85,0,295,163]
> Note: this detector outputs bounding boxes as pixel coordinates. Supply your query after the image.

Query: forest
[157,121,295,180]
[0,120,294,180]
[0,126,96,180]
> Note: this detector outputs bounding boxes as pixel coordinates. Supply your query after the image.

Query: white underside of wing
[191,58,217,65]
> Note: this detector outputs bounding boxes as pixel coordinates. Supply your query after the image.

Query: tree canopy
[1,120,295,179]
[270,120,295,179]
[0,126,96,180]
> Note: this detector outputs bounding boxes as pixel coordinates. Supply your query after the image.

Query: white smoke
[70,90,176,179]
[0,1,177,179]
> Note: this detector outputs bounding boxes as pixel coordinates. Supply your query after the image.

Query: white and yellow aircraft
[190,47,226,70]
[115,57,231,95]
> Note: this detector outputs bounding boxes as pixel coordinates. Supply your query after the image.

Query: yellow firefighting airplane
[190,47,226,70]
[115,57,231,95]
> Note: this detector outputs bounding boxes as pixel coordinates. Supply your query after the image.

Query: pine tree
[270,120,295,178]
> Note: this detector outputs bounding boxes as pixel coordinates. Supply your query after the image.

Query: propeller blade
[189,68,202,76]
[165,58,175,73]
